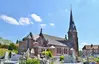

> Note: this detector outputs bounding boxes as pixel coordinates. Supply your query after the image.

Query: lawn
[0,48,18,56]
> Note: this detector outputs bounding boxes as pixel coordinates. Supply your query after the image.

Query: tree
[0,43,1,48]
[0,43,1,46]
[1,44,8,49]
[79,50,83,57]
[8,43,18,50]
[8,44,13,51]
[9,51,12,58]
[16,40,19,44]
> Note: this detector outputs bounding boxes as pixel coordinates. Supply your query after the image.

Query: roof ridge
[43,34,65,39]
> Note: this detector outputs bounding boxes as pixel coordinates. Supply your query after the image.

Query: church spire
[68,6,77,32]
[39,28,44,37]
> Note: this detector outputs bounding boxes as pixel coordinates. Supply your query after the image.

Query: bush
[0,44,8,49]
[26,59,40,64]
[42,51,49,56]
[60,55,64,61]
[42,49,53,58]
[48,51,53,58]
[8,43,18,50]
[95,57,99,62]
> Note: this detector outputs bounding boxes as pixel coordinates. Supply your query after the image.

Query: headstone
[64,54,72,63]
[11,54,22,61]
[4,52,9,60]
[31,48,35,54]
[70,48,76,63]
[26,48,30,58]
[38,54,40,59]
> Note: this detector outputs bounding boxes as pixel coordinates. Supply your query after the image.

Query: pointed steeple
[29,32,34,40]
[68,6,77,32]
[30,32,33,38]
[39,28,44,37]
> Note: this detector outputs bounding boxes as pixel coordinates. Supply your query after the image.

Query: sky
[0,0,99,50]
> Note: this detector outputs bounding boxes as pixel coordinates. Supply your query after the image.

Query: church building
[18,8,79,57]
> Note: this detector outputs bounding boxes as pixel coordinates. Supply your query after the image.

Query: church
[18,8,79,57]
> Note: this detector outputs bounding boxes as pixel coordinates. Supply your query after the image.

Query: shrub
[60,55,64,61]
[42,49,53,58]
[42,51,49,55]
[8,43,18,50]
[95,57,99,62]
[48,51,53,58]
[26,59,40,64]
[50,61,54,64]
[0,44,8,49]
[47,49,51,51]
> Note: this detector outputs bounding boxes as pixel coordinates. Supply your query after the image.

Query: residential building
[82,44,99,57]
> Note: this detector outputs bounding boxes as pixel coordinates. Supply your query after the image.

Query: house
[82,44,99,57]
[18,8,79,57]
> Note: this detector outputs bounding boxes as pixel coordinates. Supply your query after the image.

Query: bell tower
[68,7,79,56]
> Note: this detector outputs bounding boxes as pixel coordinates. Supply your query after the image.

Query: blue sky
[0,0,99,50]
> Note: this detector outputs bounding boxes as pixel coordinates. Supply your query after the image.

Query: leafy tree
[8,43,18,50]
[0,43,1,46]
[8,45,13,51]
[0,44,8,49]
[0,43,1,48]
[79,50,83,57]
[16,40,19,44]
[9,51,12,58]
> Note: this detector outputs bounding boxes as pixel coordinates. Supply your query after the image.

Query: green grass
[0,48,18,56]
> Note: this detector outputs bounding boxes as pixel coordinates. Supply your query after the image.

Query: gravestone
[11,54,22,61]
[4,52,9,60]
[64,54,72,63]
[64,48,76,63]
[70,48,76,63]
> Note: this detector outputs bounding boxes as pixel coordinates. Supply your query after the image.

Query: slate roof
[22,33,73,47]
[43,34,67,46]
[82,45,99,50]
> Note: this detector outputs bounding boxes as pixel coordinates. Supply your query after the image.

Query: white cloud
[40,24,46,28]
[49,23,55,26]
[19,17,33,25]
[0,15,33,25]
[31,14,42,22]
[65,9,68,12]
[0,15,20,25]
[82,42,89,45]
